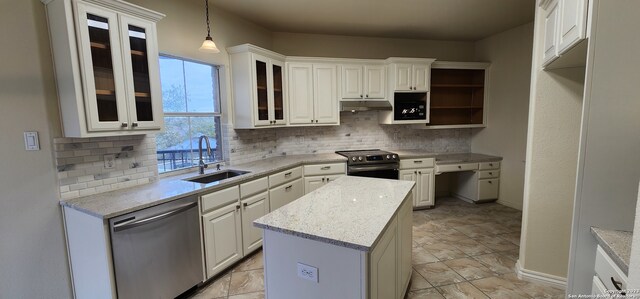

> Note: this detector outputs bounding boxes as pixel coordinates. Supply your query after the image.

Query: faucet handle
[216,164,221,171]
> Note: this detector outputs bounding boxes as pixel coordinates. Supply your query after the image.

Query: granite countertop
[390,150,503,164]
[591,227,633,275]
[60,153,347,219]
[254,176,415,251]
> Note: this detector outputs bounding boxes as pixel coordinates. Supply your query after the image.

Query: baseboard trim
[515,260,567,289]
[496,199,523,211]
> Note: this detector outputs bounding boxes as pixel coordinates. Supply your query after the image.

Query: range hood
[339,100,392,112]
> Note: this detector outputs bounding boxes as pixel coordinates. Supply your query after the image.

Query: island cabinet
[255,176,415,299]
[42,0,165,137]
[268,167,304,210]
[399,158,435,209]
[286,61,339,125]
[341,63,387,100]
[303,162,346,194]
[228,44,287,128]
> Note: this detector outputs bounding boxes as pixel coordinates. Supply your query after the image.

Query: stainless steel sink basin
[184,170,250,184]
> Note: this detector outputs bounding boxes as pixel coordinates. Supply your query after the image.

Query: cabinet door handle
[488,181,492,184]
[311,119,314,123]
[489,163,493,167]
[284,172,292,177]
[414,160,423,163]
[360,94,363,98]
[457,165,462,169]
[243,202,248,207]
[489,172,493,175]
[235,204,241,210]
[321,166,331,170]
[285,185,293,191]
[322,178,325,182]
[418,171,421,174]
[315,119,318,123]
[121,122,128,128]
[414,171,417,174]
[131,122,138,128]
[611,277,626,295]
[365,94,369,98]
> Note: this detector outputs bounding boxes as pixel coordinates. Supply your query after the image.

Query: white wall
[272,32,476,61]
[519,5,585,279]
[0,0,72,297]
[472,22,534,211]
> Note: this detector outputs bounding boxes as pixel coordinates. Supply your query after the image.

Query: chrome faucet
[198,135,212,175]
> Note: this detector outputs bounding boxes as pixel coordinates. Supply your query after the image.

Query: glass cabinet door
[253,54,271,126]
[119,15,163,129]
[76,3,128,131]
[272,60,285,124]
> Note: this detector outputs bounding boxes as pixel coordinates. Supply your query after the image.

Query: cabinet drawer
[595,245,628,292]
[478,179,499,200]
[591,275,609,296]
[269,167,303,188]
[478,170,500,179]
[201,186,240,213]
[400,158,434,169]
[240,177,268,198]
[436,163,478,173]
[479,161,500,170]
[269,178,304,211]
[304,163,346,176]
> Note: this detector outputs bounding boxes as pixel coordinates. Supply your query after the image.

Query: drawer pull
[284,172,292,177]
[457,165,462,169]
[489,172,493,175]
[322,178,325,182]
[488,181,493,184]
[489,163,493,167]
[243,202,248,207]
[414,171,417,174]
[285,185,293,191]
[418,171,422,174]
[321,166,331,170]
[235,204,241,210]
[611,277,626,295]
[414,160,423,163]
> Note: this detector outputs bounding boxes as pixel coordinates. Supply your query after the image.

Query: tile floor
[187,197,565,299]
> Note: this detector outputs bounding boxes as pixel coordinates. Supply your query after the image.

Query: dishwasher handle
[112,202,197,232]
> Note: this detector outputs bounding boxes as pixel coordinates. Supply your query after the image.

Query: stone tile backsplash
[54,135,158,200]
[226,111,471,165]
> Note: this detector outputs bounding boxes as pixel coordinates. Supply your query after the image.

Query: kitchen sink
[184,170,250,184]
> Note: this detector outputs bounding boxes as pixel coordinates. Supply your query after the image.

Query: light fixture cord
[204,0,211,37]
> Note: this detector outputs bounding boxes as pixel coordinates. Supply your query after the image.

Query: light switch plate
[104,154,115,169]
[297,262,318,283]
[24,132,40,151]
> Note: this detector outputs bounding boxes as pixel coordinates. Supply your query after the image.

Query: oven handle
[348,165,399,173]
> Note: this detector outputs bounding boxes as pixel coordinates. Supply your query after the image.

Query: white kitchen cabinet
[387,58,435,92]
[203,201,243,279]
[341,64,386,100]
[593,245,628,296]
[269,178,304,211]
[241,191,269,255]
[397,198,413,298]
[229,44,286,128]
[303,162,346,194]
[399,168,434,208]
[370,216,398,299]
[304,174,343,194]
[287,62,339,125]
[451,162,501,203]
[43,0,165,137]
[558,0,588,53]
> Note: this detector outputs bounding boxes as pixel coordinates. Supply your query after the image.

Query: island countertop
[254,176,415,251]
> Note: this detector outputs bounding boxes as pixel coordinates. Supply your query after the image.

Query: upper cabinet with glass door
[41,0,164,137]
[228,44,287,129]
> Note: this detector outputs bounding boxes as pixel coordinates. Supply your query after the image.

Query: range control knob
[386,155,391,159]
[358,156,363,161]
[392,154,397,159]
[351,157,357,162]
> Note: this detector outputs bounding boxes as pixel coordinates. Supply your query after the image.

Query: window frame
[156,53,224,174]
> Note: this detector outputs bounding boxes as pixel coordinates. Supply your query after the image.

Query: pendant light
[199,0,220,53]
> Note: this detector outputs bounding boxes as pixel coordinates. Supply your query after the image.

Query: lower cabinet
[269,178,304,210]
[399,168,434,208]
[304,174,343,194]
[397,197,413,297]
[202,201,243,279]
[241,191,269,254]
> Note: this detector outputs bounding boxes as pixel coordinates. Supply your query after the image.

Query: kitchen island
[254,176,415,299]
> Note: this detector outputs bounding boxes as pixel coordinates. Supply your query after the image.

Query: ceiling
[209,0,535,41]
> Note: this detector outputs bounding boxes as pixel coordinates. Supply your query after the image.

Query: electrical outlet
[104,154,115,169]
[297,262,318,283]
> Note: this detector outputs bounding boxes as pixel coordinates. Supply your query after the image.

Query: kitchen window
[156,55,222,173]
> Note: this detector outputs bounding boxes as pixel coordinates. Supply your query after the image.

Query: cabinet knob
[418,171,422,174]
[458,165,462,169]
[413,87,417,90]
[315,120,318,123]
[488,181,492,184]
[121,123,128,128]
[131,122,138,127]
[243,202,248,207]
[360,94,363,98]
[311,119,314,123]
[365,94,369,98]
[322,178,325,182]
[414,171,417,174]
[235,204,240,210]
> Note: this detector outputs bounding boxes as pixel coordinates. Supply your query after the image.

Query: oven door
[348,165,399,180]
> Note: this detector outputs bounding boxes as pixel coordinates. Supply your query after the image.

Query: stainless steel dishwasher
[109,195,203,299]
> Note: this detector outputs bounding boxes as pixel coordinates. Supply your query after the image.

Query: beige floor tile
[228,269,264,296]
[454,224,493,238]
[413,246,440,265]
[414,262,465,287]
[474,222,512,235]
[474,235,519,252]
[232,251,264,272]
[228,291,265,299]
[500,273,566,298]
[421,243,468,261]
[499,247,520,261]
[410,270,434,291]
[406,288,445,299]
[443,258,494,280]
[452,238,493,256]
[498,231,521,246]
[437,282,489,299]
[472,253,517,274]
[470,276,530,299]
[190,273,230,299]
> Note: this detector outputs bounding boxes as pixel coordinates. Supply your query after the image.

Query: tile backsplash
[226,111,471,165]
[54,135,158,200]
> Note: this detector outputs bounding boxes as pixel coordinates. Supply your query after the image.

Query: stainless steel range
[335,149,400,179]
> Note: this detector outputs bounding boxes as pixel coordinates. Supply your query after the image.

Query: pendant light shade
[199,0,220,53]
